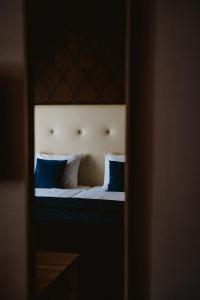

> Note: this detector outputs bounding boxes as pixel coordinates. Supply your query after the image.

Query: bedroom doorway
[34,106,126,300]
[27,0,127,299]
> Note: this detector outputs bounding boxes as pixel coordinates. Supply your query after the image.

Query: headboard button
[78,129,83,135]
[106,129,112,135]
[50,129,54,134]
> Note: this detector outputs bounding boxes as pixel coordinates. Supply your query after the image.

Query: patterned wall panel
[30,0,125,104]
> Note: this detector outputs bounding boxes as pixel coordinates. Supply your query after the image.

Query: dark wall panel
[29,0,125,104]
[127,0,200,299]
[0,0,29,299]
[150,0,200,299]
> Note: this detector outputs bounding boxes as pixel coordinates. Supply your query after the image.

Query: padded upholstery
[34,105,126,186]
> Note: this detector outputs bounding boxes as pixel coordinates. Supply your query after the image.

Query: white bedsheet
[35,186,90,198]
[76,186,125,201]
[35,186,125,201]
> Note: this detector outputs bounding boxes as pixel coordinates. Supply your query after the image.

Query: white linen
[76,186,125,201]
[35,186,89,198]
[35,186,125,201]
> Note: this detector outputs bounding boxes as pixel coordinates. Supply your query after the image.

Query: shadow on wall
[0,67,26,180]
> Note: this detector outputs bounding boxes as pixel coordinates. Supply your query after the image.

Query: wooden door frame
[125,0,155,299]
[26,0,155,298]
[25,0,36,298]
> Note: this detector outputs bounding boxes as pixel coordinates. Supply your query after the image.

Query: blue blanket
[35,196,124,225]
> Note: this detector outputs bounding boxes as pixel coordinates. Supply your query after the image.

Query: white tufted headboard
[35,105,126,186]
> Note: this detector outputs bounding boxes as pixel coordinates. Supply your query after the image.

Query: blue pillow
[35,158,67,188]
[107,161,125,192]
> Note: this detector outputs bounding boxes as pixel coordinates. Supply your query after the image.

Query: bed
[34,105,125,300]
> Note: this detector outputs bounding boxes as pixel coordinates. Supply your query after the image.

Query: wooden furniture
[36,251,79,300]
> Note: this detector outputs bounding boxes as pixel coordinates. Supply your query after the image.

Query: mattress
[35,186,125,201]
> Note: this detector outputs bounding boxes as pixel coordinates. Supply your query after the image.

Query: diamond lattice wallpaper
[29,0,125,104]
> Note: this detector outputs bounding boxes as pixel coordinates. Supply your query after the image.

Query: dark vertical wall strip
[0,71,25,179]
[0,0,29,299]
[127,0,200,299]
[26,0,36,298]
[126,0,156,299]
[150,0,200,299]
[29,0,125,104]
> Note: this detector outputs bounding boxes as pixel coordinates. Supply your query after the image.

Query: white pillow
[35,153,84,188]
[103,154,125,188]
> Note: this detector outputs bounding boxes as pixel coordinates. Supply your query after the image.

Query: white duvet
[35,186,125,201]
